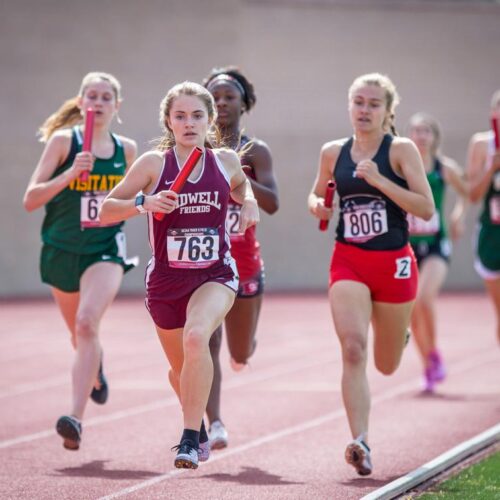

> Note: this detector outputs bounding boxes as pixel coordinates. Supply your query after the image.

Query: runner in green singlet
[467,90,500,344]
[23,72,138,450]
[407,113,467,392]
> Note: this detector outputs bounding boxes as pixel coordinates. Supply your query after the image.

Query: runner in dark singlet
[100,81,259,470]
[308,73,434,476]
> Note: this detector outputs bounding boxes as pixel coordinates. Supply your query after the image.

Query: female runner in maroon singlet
[100,81,259,470]
[308,73,434,476]
[202,66,279,450]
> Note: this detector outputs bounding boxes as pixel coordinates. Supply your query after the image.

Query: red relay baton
[319,181,336,231]
[491,115,500,150]
[153,146,204,221]
[80,108,95,182]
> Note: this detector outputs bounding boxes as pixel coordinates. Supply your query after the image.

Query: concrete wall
[1,0,499,297]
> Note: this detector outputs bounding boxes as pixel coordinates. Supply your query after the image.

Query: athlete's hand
[70,152,94,180]
[310,197,333,221]
[355,159,383,187]
[145,190,178,214]
[238,197,259,233]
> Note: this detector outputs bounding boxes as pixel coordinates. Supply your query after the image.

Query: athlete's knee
[74,313,98,341]
[184,325,209,359]
[415,291,434,311]
[340,335,367,365]
[375,356,400,375]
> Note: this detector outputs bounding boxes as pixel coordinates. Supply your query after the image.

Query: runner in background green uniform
[407,113,467,392]
[467,90,500,345]
[23,72,138,450]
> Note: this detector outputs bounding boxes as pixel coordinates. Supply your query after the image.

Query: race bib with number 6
[167,227,219,269]
[81,192,114,229]
[490,196,500,224]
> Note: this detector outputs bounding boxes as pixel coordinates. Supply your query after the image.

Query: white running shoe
[345,437,372,476]
[198,440,210,462]
[173,440,199,469]
[208,420,228,450]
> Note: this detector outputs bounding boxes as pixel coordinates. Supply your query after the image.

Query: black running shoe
[56,415,82,450]
[172,440,199,469]
[90,356,108,405]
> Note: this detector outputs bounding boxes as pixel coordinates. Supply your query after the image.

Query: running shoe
[428,350,446,382]
[198,440,210,462]
[90,355,108,405]
[423,350,446,392]
[56,415,82,450]
[208,420,228,450]
[345,437,372,476]
[423,366,436,392]
[172,440,199,469]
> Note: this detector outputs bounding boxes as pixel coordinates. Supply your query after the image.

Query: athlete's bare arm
[23,130,91,211]
[308,140,343,220]
[467,132,499,203]
[242,139,279,214]
[100,151,177,224]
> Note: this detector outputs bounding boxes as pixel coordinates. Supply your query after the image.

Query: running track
[1,293,498,499]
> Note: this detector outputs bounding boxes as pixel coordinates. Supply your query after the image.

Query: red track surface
[0,293,498,499]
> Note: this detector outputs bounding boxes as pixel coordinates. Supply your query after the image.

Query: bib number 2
[394,256,412,279]
[226,203,245,241]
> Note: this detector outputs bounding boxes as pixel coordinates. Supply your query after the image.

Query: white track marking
[97,351,499,499]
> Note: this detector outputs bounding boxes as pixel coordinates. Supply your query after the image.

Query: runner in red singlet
[202,66,279,449]
[100,81,259,470]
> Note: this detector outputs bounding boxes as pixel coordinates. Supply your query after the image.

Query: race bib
[80,192,114,228]
[167,227,219,269]
[490,196,500,224]
[407,211,440,236]
[226,203,245,241]
[394,256,412,279]
[343,202,388,242]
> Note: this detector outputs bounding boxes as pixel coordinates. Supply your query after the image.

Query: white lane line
[361,424,500,500]
[0,353,334,449]
[98,351,499,499]
[0,375,69,399]
[0,359,165,398]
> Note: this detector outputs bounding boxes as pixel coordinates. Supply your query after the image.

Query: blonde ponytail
[37,96,82,143]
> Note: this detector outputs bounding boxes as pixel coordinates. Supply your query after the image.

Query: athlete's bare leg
[484,278,500,344]
[329,280,372,441]
[372,300,414,375]
[410,256,448,364]
[207,325,223,424]
[182,282,235,431]
[52,262,123,419]
[225,294,262,363]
